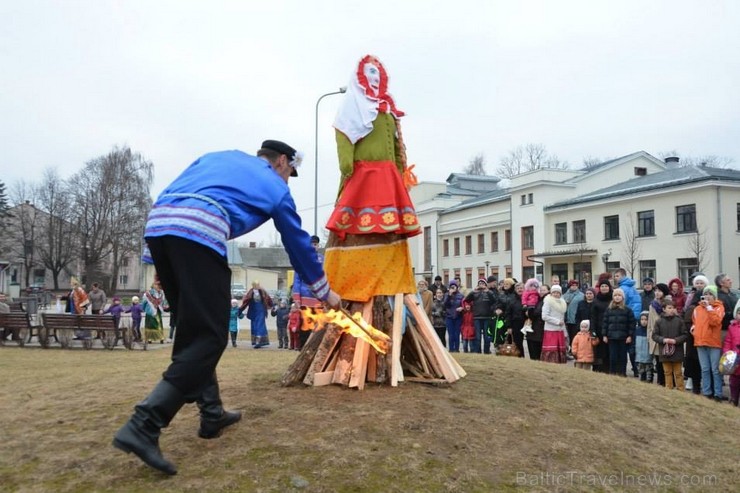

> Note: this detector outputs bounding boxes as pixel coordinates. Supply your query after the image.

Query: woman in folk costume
[66,277,89,315]
[239,281,273,348]
[324,55,420,303]
[540,284,569,364]
[142,279,168,344]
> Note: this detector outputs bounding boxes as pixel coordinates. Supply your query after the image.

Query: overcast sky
[3,1,739,244]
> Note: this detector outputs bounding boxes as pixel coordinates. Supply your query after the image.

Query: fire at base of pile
[280,294,465,389]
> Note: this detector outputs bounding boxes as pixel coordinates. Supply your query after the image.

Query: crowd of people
[426,270,740,406]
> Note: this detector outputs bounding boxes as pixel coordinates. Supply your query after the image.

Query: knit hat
[598,279,612,288]
[112,296,121,302]
[642,277,654,284]
[640,310,649,319]
[478,278,487,286]
[703,285,718,297]
[131,296,140,303]
[550,285,562,293]
[655,283,670,297]
[448,280,458,287]
[231,298,239,306]
[579,319,590,329]
[693,275,710,288]
[487,275,497,283]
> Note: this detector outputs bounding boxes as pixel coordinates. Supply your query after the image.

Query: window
[505,267,512,278]
[122,257,130,267]
[551,263,568,285]
[528,193,533,204]
[555,222,567,245]
[119,275,128,285]
[638,210,655,237]
[677,258,698,284]
[465,235,472,255]
[443,270,449,285]
[676,204,696,233]
[477,234,485,254]
[639,260,656,282]
[522,226,534,249]
[33,269,45,285]
[504,229,511,251]
[520,193,533,205]
[520,194,527,205]
[478,267,485,280]
[453,238,460,256]
[604,215,620,240]
[490,267,499,280]
[465,269,473,288]
[736,203,739,231]
[573,220,586,243]
[443,239,449,257]
[491,232,499,252]
[634,167,647,176]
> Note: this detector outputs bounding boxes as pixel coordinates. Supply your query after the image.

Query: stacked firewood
[280,294,465,389]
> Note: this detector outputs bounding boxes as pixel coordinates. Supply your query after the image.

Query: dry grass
[0,345,737,493]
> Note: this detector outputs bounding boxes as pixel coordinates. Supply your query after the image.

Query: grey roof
[547,165,740,210]
[239,247,292,268]
[442,187,511,214]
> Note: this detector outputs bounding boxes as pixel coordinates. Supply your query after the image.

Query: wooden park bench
[0,312,33,348]
[40,313,132,350]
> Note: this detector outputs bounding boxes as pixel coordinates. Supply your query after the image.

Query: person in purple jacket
[113,140,341,476]
[126,296,144,342]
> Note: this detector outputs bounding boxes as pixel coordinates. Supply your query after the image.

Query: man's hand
[325,290,342,309]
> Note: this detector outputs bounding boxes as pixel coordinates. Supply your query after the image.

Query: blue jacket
[229,306,244,332]
[144,150,329,301]
[618,277,642,320]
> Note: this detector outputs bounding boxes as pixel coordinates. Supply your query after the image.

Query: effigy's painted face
[363,63,380,92]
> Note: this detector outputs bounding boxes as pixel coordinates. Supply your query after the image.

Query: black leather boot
[112,379,185,475]
[197,376,241,439]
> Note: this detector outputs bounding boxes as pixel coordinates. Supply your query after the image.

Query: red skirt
[326,161,420,240]
[541,330,568,364]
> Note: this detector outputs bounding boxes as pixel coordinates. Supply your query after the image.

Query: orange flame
[301,307,391,354]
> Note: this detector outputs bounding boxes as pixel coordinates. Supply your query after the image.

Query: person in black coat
[465,278,499,354]
[504,282,526,357]
[525,284,549,360]
[591,281,613,373]
[602,288,636,376]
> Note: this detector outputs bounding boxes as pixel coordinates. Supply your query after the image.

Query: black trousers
[147,236,231,402]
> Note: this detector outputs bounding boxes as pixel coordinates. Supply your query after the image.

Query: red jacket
[288,310,302,333]
[722,320,740,376]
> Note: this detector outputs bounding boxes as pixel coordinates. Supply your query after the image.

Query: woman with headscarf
[324,55,420,304]
[142,279,168,344]
[239,281,273,348]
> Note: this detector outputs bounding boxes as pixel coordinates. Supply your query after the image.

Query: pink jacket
[722,320,740,376]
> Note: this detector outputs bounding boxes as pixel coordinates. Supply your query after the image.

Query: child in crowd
[571,320,596,370]
[522,278,541,308]
[228,299,244,348]
[271,299,290,349]
[288,303,302,350]
[634,311,653,382]
[652,299,688,390]
[722,301,740,406]
[646,283,670,386]
[602,288,635,376]
[103,296,125,331]
[431,289,447,347]
[461,300,475,353]
[126,296,143,342]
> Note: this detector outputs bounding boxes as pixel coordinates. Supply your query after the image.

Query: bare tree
[496,143,568,178]
[7,181,40,287]
[463,153,487,175]
[659,151,735,169]
[35,168,77,289]
[686,228,710,274]
[621,213,641,278]
[69,145,153,291]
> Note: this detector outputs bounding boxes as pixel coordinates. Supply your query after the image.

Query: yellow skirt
[323,233,415,303]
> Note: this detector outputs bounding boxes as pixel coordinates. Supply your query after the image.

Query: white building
[408,152,740,290]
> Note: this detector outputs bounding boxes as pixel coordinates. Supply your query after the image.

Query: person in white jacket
[541,284,568,363]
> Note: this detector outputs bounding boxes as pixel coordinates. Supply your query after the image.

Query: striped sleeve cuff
[308,275,330,301]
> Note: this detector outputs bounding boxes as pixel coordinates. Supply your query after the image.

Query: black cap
[434,275,442,281]
[487,275,497,283]
[642,277,654,284]
[310,235,320,244]
[260,140,299,176]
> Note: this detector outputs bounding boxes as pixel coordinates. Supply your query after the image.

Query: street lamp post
[314,87,347,236]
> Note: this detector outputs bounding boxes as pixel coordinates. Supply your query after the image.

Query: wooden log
[373,296,391,384]
[404,294,461,382]
[405,318,433,376]
[406,318,444,378]
[348,302,374,389]
[312,371,334,387]
[303,323,343,386]
[391,294,404,386]
[280,327,327,386]
[404,376,451,385]
[331,334,357,386]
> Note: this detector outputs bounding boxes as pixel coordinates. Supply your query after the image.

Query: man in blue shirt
[113,140,341,475]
